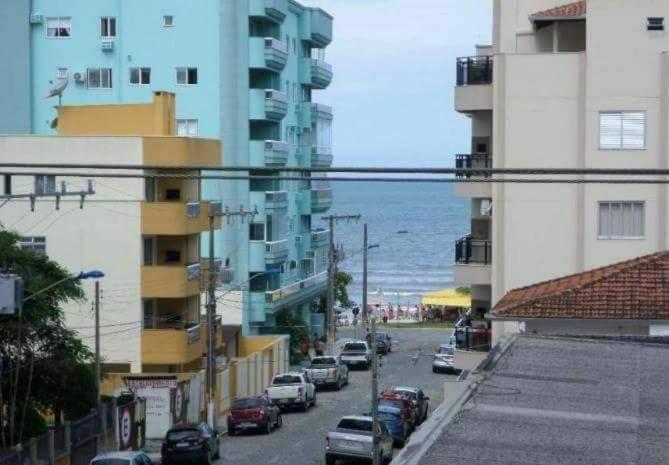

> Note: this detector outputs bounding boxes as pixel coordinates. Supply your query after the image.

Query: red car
[378,391,417,431]
[227,395,282,435]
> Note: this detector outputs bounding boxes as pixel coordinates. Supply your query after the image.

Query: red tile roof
[530,0,586,20]
[492,251,669,320]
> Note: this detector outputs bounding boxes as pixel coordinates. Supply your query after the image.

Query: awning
[421,289,471,308]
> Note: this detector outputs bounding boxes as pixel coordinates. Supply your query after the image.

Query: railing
[311,58,333,73]
[265,271,328,303]
[455,154,492,178]
[312,145,332,155]
[311,102,333,115]
[311,188,333,201]
[187,324,201,344]
[265,140,289,152]
[311,229,329,243]
[186,201,201,218]
[455,235,492,265]
[265,191,288,203]
[265,239,288,255]
[186,262,201,281]
[264,37,288,53]
[265,89,288,103]
[456,56,493,86]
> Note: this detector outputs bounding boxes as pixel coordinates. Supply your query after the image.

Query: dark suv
[366,332,392,354]
[161,423,219,465]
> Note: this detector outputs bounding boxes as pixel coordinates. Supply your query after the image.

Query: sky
[305,0,492,167]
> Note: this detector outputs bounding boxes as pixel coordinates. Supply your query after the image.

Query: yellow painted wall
[58,91,176,136]
[142,137,221,167]
[239,336,282,357]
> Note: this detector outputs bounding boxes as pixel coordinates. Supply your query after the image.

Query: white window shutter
[621,112,645,149]
[599,113,622,149]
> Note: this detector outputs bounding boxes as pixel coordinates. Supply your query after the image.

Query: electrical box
[0,275,23,315]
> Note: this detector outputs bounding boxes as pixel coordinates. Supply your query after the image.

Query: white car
[266,372,316,412]
[432,343,457,374]
[339,341,372,369]
[90,451,154,465]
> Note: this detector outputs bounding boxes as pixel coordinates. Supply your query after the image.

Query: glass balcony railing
[455,154,492,178]
[456,56,493,86]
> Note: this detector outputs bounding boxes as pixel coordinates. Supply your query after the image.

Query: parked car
[91,451,154,465]
[304,355,349,390]
[391,387,430,424]
[432,343,461,374]
[161,423,219,465]
[266,372,316,411]
[325,416,394,465]
[227,395,282,435]
[366,332,392,354]
[340,341,372,369]
[377,406,410,448]
[378,391,417,431]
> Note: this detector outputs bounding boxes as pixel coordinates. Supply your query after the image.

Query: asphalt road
[216,326,455,465]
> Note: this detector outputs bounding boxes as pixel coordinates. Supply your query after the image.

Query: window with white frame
[599,112,646,150]
[87,68,112,89]
[129,67,151,85]
[57,68,68,79]
[19,237,46,256]
[35,175,56,195]
[46,17,71,38]
[163,15,174,27]
[176,119,198,137]
[598,201,645,239]
[100,17,117,37]
[176,67,197,85]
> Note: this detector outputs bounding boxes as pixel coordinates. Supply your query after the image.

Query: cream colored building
[454,0,669,343]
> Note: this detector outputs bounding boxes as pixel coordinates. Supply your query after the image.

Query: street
[216,327,455,465]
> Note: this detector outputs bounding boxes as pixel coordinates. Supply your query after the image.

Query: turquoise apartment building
[3,0,334,335]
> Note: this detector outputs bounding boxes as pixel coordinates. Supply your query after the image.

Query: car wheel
[203,448,212,465]
[263,420,271,434]
[301,401,308,412]
[276,414,283,428]
[432,366,438,373]
[336,377,342,391]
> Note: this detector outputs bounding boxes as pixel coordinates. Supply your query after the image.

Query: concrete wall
[524,319,652,337]
[0,0,31,133]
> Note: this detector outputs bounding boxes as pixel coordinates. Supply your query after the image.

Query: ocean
[318,181,470,307]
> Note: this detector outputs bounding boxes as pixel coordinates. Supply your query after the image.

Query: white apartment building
[454,0,669,343]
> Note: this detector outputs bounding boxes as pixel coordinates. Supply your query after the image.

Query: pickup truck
[266,372,316,412]
[325,416,394,465]
[304,356,349,390]
[339,341,372,369]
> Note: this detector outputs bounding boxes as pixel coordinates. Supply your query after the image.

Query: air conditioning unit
[29,14,43,24]
[101,40,114,51]
[73,72,86,84]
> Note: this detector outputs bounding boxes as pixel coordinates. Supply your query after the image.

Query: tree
[0,231,95,446]
[455,286,471,295]
[317,271,354,312]
[274,309,310,365]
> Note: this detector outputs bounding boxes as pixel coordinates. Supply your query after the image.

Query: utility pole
[371,316,379,465]
[0,179,94,212]
[94,280,100,403]
[206,203,257,429]
[362,224,368,326]
[322,214,361,353]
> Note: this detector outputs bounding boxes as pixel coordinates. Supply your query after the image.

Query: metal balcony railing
[186,202,201,218]
[456,56,493,86]
[186,262,201,281]
[455,235,492,265]
[455,154,492,178]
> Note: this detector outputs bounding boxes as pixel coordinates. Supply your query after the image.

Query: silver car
[432,343,456,373]
[325,416,394,465]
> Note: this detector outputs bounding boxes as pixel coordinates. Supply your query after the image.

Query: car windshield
[344,343,367,351]
[311,357,337,366]
[378,412,399,421]
[394,390,416,400]
[379,399,404,410]
[337,419,372,431]
[166,429,198,441]
[92,460,129,465]
[273,375,302,384]
[438,346,454,355]
[232,398,261,409]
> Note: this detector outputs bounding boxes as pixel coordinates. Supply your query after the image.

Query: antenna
[45,77,69,106]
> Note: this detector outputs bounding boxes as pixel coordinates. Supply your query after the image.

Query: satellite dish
[45,78,68,105]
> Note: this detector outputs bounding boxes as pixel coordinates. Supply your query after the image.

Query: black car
[162,423,220,465]
[366,332,392,354]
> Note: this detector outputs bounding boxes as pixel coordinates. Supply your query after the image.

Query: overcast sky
[305,0,492,167]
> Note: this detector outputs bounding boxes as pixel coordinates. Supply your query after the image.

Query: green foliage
[0,231,95,445]
[335,271,353,308]
[455,286,471,295]
[274,309,310,365]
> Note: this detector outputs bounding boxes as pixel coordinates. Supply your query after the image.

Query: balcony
[311,145,333,168]
[454,56,493,113]
[265,239,289,264]
[264,271,328,312]
[311,188,333,213]
[454,154,492,198]
[250,140,289,167]
[141,263,201,298]
[299,102,332,128]
[265,190,288,210]
[249,37,288,72]
[311,229,329,248]
[302,8,333,47]
[302,58,333,89]
[141,201,221,235]
[249,89,288,121]
[249,0,288,23]
[141,323,204,366]
[454,235,492,286]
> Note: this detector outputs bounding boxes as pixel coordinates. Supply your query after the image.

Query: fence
[0,399,146,465]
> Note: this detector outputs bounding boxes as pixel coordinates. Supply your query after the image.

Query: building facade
[454,0,669,343]
[8,0,334,335]
[0,93,225,373]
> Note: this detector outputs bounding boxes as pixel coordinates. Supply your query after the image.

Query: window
[143,300,155,329]
[143,237,155,266]
[57,68,68,79]
[249,223,265,241]
[599,112,646,150]
[129,67,151,85]
[35,175,55,195]
[3,175,11,195]
[19,237,46,256]
[163,15,174,27]
[292,38,297,54]
[598,201,645,239]
[176,119,198,137]
[176,67,198,85]
[100,17,116,37]
[647,17,664,31]
[87,68,112,89]
[145,178,156,201]
[46,17,71,38]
